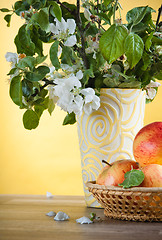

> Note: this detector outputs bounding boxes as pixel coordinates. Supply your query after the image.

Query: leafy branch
[1,0,161,129]
[76,0,89,69]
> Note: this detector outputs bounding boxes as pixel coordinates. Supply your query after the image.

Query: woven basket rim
[86,181,162,193]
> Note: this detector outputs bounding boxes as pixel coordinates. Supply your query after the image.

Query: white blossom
[48,85,59,104]
[146,88,157,100]
[76,70,83,80]
[48,71,100,116]
[81,0,89,4]
[5,52,24,80]
[56,74,82,90]
[81,88,100,114]
[19,10,31,19]
[19,7,36,24]
[153,31,162,39]
[61,59,83,74]
[156,45,162,55]
[84,8,91,21]
[49,65,56,76]
[81,0,91,10]
[5,52,19,68]
[85,34,100,58]
[48,65,63,80]
[67,94,84,115]
[64,35,77,47]
[100,62,112,73]
[52,73,83,115]
[61,64,75,73]
[50,18,77,47]
[66,19,76,34]
[145,80,161,100]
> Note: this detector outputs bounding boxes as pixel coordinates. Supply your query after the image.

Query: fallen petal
[76,216,93,224]
[46,211,56,217]
[46,192,53,199]
[54,211,70,221]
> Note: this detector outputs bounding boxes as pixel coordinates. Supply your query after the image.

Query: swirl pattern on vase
[77,89,146,207]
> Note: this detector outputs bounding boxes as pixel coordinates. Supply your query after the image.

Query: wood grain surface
[0,195,161,240]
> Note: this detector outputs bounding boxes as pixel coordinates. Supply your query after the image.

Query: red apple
[140,164,162,187]
[133,122,162,167]
[96,160,139,186]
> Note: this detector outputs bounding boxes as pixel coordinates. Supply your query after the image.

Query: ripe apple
[140,164,162,187]
[133,122,162,167]
[96,160,139,186]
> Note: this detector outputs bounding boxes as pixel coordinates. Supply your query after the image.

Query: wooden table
[0,195,161,240]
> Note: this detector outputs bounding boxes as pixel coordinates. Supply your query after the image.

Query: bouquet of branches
[1,0,162,129]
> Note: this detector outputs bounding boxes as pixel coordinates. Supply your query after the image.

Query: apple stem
[102,160,112,167]
[136,162,141,169]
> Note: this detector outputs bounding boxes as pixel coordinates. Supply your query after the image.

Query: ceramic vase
[77,88,146,207]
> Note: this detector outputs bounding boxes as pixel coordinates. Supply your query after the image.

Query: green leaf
[152,35,162,45]
[97,12,111,25]
[133,6,148,26]
[82,68,95,87]
[103,77,120,88]
[38,28,52,43]
[31,7,49,32]
[9,75,22,106]
[89,212,96,221]
[48,98,55,115]
[29,25,43,56]
[35,66,50,77]
[145,32,154,51]
[34,105,44,118]
[142,7,156,25]
[94,75,104,89]
[119,169,145,189]
[94,52,106,71]
[126,6,148,26]
[25,66,50,82]
[23,110,39,130]
[38,88,48,98]
[131,22,147,33]
[14,1,30,15]
[103,0,113,7]
[141,51,152,71]
[124,33,144,69]
[35,55,47,65]
[118,81,141,89]
[50,41,60,70]
[7,68,18,75]
[61,46,76,66]
[99,24,128,64]
[60,2,76,20]
[27,0,47,10]
[22,79,33,98]
[17,56,35,70]
[0,8,11,12]
[154,71,162,80]
[50,2,62,22]
[14,25,35,56]
[63,112,76,125]
[4,14,11,27]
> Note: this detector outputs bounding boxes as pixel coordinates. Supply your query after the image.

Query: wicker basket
[86,181,162,222]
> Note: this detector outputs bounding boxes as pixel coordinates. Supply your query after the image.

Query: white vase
[77,88,146,207]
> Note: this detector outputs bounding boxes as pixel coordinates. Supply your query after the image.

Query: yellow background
[0,0,162,196]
